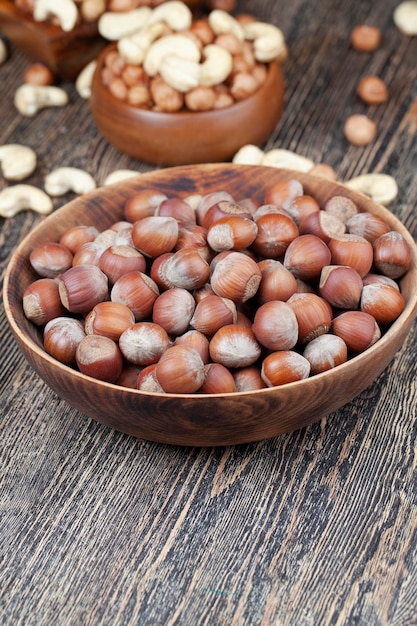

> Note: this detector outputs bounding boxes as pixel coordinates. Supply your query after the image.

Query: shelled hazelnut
[22,178,412,394]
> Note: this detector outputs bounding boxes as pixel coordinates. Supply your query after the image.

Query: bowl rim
[4,164,417,404]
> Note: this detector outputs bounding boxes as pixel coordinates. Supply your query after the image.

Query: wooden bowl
[0,0,106,79]
[89,44,285,166]
[4,164,417,447]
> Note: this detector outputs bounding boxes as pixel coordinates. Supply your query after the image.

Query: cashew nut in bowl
[208,10,244,41]
[143,34,201,77]
[149,1,193,31]
[159,56,201,92]
[242,22,286,62]
[199,44,233,87]
[118,23,165,66]
[33,0,78,32]
[14,84,69,116]
[0,145,37,181]
[232,144,265,165]
[44,168,97,196]
[0,185,53,218]
[75,60,97,99]
[98,8,152,41]
[102,170,140,186]
[343,173,398,205]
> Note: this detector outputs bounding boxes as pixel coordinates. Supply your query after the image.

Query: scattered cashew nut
[14,84,69,116]
[75,60,97,99]
[0,144,37,181]
[44,167,97,196]
[0,39,7,65]
[98,7,152,41]
[393,1,417,35]
[149,1,192,31]
[0,185,53,218]
[102,170,140,186]
[242,21,286,62]
[143,34,201,77]
[208,10,244,41]
[33,0,78,32]
[261,149,315,172]
[343,173,398,205]
[232,144,265,165]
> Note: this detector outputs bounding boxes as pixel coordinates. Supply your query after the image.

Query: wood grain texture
[1,0,417,624]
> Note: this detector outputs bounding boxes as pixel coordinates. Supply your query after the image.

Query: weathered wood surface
[1,0,416,624]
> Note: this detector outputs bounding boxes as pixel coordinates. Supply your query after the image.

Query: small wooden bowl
[90,44,285,165]
[4,165,417,447]
[0,0,106,79]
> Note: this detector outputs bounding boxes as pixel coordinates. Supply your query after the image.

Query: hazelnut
[75,334,123,383]
[283,234,332,281]
[372,231,412,279]
[155,346,205,394]
[23,278,66,326]
[252,300,299,351]
[261,351,311,387]
[199,363,237,394]
[209,324,261,368]
[344,114,377,146]
[43,317,86,365]
[152,288,196,336]
[357,76,388,105]
[119,322,171,366]
[350,25,381,52]
[303,334,348,375]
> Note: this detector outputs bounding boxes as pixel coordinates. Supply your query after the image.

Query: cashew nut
[75,60,97,99]
[102,170,140,186]
[44,167,97,196]
[0,144,37,181]
[0,39,7,65]
[143,34,201,77]
[199,44,233,87]
[393,1,417,35]
[118,22,165,65]
[343,173,398,205]
[208,10,244,41]
[159,56,200,92]
[98,7,152,41]
[232,144,265,165]
[261,149,315,172]
[0,185,53,218]
[242,22,286,62]
[33,0,78,32]
[149,1,192,31]
[14,84,69,116]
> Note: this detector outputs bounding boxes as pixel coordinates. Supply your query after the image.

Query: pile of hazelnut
[22,177,412,395]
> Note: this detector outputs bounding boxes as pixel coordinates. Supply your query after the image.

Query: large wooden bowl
[89,44,285,165]
[4,165,417,446]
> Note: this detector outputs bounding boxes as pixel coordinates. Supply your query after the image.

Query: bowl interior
[4,164,417,446]
[90,44,285,166]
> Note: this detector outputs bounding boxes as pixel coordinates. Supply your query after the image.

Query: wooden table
[1,1,416,624]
